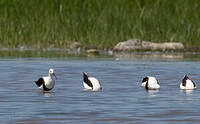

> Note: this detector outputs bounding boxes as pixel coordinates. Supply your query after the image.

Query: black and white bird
[35,68,57,91]
[142,76,160,90]
[180,75,197,90]
[83,72,102,91]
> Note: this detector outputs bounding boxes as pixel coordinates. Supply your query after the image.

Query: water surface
[1,56,200,124]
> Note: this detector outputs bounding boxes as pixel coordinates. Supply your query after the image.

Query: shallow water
[1,57,200,124]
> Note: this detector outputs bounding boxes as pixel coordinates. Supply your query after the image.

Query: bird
[83,72,102,91]
[35,68,57,91]
[180,75,196,90]
[142,76,160,90]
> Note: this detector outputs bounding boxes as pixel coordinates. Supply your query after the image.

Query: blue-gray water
[1,57,200,124]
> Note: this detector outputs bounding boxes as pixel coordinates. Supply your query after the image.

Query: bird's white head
[49,68,54,74]
[49,68,57,79]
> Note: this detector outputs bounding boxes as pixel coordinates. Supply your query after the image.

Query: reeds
[0,0,200,49]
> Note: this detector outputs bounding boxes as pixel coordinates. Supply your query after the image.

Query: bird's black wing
[182,75,188,87]
[192,80,196,87]
[83,72,93,88]
[35,78,44,87]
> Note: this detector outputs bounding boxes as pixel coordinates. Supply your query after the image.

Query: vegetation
[0,0,200,49]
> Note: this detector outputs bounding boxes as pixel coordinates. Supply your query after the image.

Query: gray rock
[69,42,82,54]
[70,42,81,49]
[86,49,99,54]
[114,39,184,51]
[114,39,142,51]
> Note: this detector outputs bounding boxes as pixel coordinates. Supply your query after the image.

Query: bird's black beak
[53,73,57,79]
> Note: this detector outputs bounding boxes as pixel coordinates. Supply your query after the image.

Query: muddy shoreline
[1,46,200,60]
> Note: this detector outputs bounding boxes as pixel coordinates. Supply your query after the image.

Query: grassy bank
[0,0,200,49]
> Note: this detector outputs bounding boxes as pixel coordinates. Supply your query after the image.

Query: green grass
[0,0,200,49]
